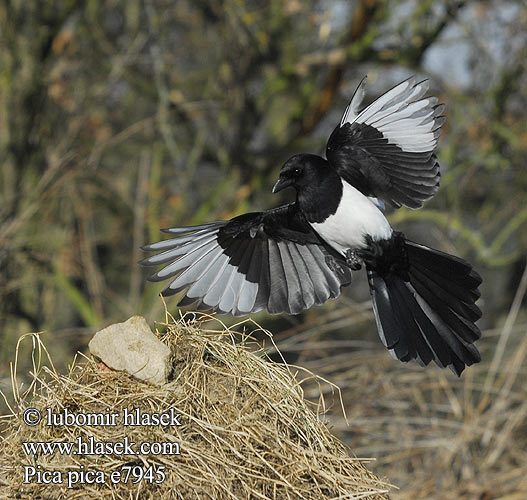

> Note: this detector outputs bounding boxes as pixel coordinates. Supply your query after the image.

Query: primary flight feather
[140,75,482,376]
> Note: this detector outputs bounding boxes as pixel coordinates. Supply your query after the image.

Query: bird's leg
[345,248,363,270]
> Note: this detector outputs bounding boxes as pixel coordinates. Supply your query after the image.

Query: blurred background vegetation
[1,0,526,498]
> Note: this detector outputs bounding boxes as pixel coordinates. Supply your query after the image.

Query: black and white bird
[140,76,482,375]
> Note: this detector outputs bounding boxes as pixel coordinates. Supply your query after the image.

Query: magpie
[140,76,482,375]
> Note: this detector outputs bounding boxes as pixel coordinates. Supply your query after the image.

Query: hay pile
[0,314,390,499]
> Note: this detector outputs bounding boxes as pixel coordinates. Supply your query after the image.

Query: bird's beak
[272,177,292,194]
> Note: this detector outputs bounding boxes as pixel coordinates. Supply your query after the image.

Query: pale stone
[89,316,171,385]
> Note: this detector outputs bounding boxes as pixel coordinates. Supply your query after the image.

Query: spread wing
[326,76,445,209]
[140,204,352,316]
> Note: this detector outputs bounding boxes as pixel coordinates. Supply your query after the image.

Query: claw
[345,249,363,270]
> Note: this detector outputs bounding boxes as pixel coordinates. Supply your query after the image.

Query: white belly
[311,180,392,254]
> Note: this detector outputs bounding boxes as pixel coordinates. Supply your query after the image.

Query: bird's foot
[345,248,363,270]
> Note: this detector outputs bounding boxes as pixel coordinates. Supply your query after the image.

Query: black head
[272,154,328,194]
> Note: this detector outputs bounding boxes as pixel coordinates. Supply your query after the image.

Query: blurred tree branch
[0,0,525,367]
[298,0,383,135]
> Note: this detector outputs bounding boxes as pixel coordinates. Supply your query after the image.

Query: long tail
[363,232,482,376]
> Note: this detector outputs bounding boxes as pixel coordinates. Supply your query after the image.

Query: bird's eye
[294,168,301,175]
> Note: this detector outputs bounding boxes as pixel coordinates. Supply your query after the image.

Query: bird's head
[272,154,326,194]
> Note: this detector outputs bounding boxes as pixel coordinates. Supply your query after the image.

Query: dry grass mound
[0,313,390,499]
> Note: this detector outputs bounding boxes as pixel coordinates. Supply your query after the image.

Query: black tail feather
[364,233,482,376]
[408,269,482,342]
[368,273,412,361]
[409,266,482,322]
[385,276,432,365]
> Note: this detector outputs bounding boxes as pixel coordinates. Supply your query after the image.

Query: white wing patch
[141,219,352,317]
[340,75,367,126]
[341,76,445,154]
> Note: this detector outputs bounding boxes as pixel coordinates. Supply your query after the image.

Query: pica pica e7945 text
[140,76,482,376]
